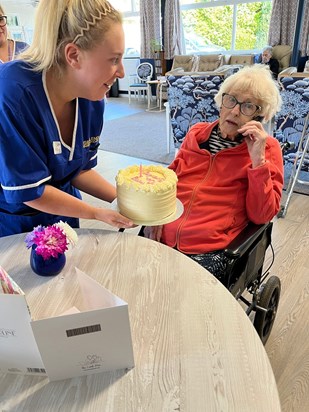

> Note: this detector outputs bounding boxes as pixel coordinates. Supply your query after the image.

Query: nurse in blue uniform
[0,0,133,237]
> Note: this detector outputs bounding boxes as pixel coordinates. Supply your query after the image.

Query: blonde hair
[19,0,122,73]
[214,64,282,122]
[0,5,4,15]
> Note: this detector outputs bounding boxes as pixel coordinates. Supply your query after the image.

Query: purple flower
[25,225,44,248]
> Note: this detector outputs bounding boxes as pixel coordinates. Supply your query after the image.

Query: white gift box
[0,268,134,381]
[0,293,46,375]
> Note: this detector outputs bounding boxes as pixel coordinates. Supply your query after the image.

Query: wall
[119,58,139,93]
[2,2,36,43]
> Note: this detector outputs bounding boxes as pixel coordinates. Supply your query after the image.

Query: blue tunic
[13,40,29,57]
[0,60,104,236]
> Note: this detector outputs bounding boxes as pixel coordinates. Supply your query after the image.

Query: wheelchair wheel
[254,276,281,345]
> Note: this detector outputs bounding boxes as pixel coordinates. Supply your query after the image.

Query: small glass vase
[30,247,66,277]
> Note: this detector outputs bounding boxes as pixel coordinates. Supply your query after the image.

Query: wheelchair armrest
[224,222,272,258]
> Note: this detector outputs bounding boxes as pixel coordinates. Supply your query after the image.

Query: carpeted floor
[100,97,175,165]
[104,98,144,121]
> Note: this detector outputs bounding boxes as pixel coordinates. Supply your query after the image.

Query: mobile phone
[236,133,244,141]
[236,116,264,140]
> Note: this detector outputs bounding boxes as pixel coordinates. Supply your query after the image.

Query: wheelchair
[135,221,280,345]
[220,221,280,345]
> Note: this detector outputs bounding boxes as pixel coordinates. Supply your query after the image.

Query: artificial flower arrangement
[25,221,78,260]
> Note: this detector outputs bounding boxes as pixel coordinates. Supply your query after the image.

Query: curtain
[140,0,161,58]
[268,0,298,46]
[299,0,309,55]
[268,0,309,55]
[163,0,183,60]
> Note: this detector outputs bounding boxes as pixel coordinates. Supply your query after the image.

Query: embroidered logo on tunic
[83,136,100,148]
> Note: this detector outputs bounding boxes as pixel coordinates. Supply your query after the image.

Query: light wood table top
[0,229,281,412]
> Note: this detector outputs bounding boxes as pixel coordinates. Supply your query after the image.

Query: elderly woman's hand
[143,225,163,242]
[237,120,268,168]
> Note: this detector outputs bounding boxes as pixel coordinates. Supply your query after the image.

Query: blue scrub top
[0,60,105,236]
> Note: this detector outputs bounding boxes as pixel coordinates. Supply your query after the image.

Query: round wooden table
[0,229,281,411]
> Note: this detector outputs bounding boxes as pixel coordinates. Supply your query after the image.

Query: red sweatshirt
[162,121,284,254]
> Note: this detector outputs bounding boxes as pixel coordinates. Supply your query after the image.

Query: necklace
[7,39,13,61]
[0,40,12,63]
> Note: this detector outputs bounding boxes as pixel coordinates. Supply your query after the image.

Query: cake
[116,165,178,223]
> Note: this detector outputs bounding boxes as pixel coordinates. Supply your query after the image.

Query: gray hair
[262,46,273,56]
[214,64,282,122]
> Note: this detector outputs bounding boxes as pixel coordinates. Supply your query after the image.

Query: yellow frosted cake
[116,165,178,223]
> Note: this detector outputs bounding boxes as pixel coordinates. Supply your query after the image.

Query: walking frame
[278,112,309,218]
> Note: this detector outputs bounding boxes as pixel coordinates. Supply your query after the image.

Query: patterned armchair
[166,73,223,146]
[166,59,247,147]
[275,72,309,191]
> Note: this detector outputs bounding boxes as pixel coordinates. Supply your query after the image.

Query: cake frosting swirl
[116,165,178,223]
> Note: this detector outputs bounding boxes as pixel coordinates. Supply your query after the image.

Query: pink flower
[25,223,77,260]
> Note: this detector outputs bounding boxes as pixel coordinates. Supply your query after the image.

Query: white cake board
[111,198,184,226]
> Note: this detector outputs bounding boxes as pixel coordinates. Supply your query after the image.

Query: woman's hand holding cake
[94,208,133,229]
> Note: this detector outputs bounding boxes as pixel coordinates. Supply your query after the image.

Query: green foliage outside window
[236,2,272,49]
[182,1,272,52]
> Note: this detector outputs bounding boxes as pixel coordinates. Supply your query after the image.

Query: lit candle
[139,163,142,177]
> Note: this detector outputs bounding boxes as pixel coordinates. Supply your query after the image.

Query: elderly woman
[0,5,28,63]
[144,64,283,280]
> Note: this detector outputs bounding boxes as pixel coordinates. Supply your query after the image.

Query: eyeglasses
[222,93,261,117]
[0,15,7,27]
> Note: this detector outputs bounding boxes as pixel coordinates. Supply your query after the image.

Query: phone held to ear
[236,116,264,140]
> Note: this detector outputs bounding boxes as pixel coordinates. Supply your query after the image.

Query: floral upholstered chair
[128,62,153,104]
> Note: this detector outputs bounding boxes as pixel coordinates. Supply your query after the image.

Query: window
[180,0,272,54]
[109,0,139,13]
[110,0,140,58]
[7,14,20,27]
